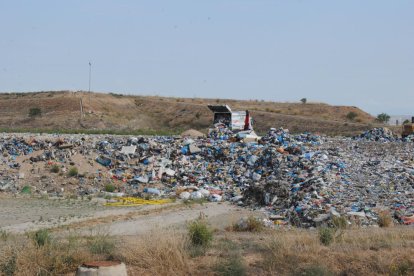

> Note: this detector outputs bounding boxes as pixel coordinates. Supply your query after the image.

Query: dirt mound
[181,129,205,138]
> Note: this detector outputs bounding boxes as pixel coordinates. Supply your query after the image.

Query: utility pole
[88,61,92,93]
[88,61,92,108]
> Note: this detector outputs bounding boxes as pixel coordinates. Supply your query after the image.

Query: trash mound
[181,129,205,138]
[0,129,413,228]
[354,127,398,142]
[242,139,414,228]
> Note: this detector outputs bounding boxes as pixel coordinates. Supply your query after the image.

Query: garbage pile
[354,127,398,142]
[403,134,414,142]
[0,128,413,228]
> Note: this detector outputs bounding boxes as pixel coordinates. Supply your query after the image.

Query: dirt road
[0,197,258,235]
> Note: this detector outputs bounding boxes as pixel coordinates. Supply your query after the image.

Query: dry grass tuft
[231,216,264,232]
[117,229,191,275]
[377,210,393,228]
[0,232,94,275]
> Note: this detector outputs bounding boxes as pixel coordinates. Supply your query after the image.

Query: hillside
[0,91,378,135]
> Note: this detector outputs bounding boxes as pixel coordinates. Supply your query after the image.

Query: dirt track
[0,197,257,235]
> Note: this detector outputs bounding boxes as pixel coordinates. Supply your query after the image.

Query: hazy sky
[1,1,413,115]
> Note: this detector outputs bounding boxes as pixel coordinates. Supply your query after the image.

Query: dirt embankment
[0,91,378,135]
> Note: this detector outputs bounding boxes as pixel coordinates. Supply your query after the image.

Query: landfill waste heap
[0,127,413,228]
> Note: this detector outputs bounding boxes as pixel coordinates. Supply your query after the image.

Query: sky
[0,1,413,115]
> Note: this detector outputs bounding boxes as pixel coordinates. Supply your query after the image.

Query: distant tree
[300,98,307,104]
[403,119,410,125]
[377,113,390,123]
[29,107,42,117]
[346,111,358,121]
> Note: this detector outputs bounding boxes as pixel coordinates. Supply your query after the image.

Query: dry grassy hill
[0,91,378,135]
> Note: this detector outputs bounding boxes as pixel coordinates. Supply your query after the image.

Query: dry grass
[0,232,95,275]
[117,229,192,275]
[1,226,413,275]
[261,227,414,275]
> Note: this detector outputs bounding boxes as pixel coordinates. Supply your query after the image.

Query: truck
[207,105,253,131]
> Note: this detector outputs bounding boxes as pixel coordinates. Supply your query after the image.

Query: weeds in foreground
[319,227,334,246]
[232,216,264,232]
[118,230,191,275]
[378,210,393,228]
[215,239,247,276]
[0,233,93,275]
[0,230,10,241]
[215,254,246,276]
[0,249,16,276]
[32,229,51,247]
[87,230,115,255]
[188,218,213,247]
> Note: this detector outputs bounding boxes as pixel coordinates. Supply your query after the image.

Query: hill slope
[0,91,377,135]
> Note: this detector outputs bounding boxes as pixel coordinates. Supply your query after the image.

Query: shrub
[67,167,78,177]
[378,211,392,228]
[104,184,116,193]
[232,216,264,232]
[300,98,307,104]
[21,185,31,194]
[50,164,60,173]
[33,229,51,247]
[346,111,358,121]
[29,107,42,117]
[188,219,213,247]
[319,227,334,246]
[88,232,115,255]
[377,113,390,123]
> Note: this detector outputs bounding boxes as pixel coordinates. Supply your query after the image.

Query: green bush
[67,167,78,177]
[29,107,42,117]
[188,219,213,247]
[21,185,31,194]
[33,229,51,247]
[104,184,116,193]
[50,164,60,173]
[377,113,390,123]
[88,232,115,255]
[319,227,334,246]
